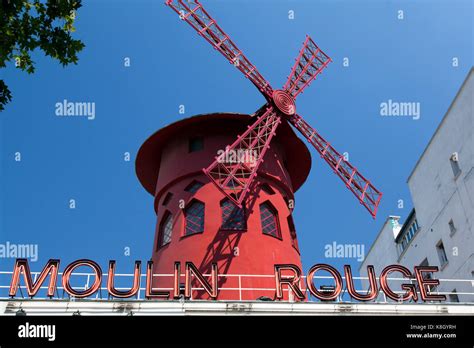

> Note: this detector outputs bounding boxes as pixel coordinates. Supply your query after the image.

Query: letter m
[9,259,60,298]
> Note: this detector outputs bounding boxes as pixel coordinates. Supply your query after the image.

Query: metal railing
[1,270,473,303]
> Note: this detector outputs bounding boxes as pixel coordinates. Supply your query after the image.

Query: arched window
[184,180,204,194]
[158,212,173,249]
[162,192,173,206]
[221,199,247,231]
[185,200,205,236]
[260,202,280,238]
[287,215,299,252]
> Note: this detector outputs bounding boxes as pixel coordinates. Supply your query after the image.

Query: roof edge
[407,67,473,183]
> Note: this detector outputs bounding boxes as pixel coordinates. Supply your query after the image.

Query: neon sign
[8,259,446,302]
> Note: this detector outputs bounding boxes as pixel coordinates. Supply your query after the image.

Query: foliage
[0,0,85,111]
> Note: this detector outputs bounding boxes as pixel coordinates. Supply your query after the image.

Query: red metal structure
[165,0,382,217]
[135,1,382,301]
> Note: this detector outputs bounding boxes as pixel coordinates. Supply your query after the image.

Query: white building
[361,68,474,303]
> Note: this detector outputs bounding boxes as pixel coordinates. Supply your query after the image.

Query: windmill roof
[135,112,312,196]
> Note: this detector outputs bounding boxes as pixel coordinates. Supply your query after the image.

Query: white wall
[404,68,473,301]
[361,69,474,303]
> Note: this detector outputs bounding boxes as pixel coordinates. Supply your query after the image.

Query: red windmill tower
[135,0,382,301]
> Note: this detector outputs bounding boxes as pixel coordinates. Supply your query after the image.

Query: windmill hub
[272,90,296,116]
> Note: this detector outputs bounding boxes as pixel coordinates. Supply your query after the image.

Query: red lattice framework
[289,114,382,216]
[166,0,382,218]
[166,0,273,98]
[203,107,280,207]
[284,36,331,98]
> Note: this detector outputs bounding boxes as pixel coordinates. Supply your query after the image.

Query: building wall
[360,217,401,276]
[361,69,473,302]
[403,68,473,301]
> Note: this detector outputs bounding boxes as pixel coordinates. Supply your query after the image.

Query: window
[260,202,280,238]
[260,183,275,195]
[436,240,448,267]
[448,219,456,236]
[184,180,204,194]
[448,289,459,303]
[399,239,408,254]
[398,218,420,253]
[162,192,173,206]
[287,215,299,252]
[184,200,205,236]
[220,199,247,231]
[449,152,461,178]
[189,137,204,153]
[158,212,173,248]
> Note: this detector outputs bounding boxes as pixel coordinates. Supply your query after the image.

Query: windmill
[165,0,382,218]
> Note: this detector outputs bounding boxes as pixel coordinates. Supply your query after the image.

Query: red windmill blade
[165,0,273,98]
[288,114,383,218]
[165,0,382,218]
[284,35,332,98]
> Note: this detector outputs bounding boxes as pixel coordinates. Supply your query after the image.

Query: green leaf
[0,0,85,110]
[0,80,13,112]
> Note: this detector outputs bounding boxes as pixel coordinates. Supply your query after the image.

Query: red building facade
[136,113,311,300]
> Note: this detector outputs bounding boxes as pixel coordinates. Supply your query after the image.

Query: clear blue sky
[0,0,472,283]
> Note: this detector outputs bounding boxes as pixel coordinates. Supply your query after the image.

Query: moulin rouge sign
[8,259,446,302]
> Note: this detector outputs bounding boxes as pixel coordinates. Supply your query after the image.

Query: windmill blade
[203,107,281,207]
[289,114,382,218]
[283,36,331,98]
[166,0,273,98]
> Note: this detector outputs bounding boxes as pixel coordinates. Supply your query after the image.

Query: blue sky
[0,0,472,283]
